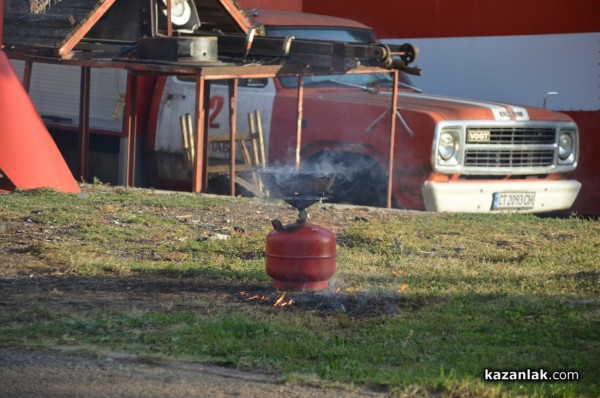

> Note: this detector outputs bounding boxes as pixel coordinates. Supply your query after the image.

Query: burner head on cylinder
[259,169,336,213]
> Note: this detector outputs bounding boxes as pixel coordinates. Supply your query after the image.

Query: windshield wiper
[398,81,422,93]
[367,77,422,93]
[320,78,372,91]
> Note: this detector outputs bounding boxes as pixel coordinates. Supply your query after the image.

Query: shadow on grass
[0,269,439,318]
[1,272,598,396]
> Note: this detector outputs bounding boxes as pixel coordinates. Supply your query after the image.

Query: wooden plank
[206,164,257,174]
[235,177,264,198]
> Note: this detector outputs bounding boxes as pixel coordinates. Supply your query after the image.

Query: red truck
[11,10,581,212]
[300,0,599,216]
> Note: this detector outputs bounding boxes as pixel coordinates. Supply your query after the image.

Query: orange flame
[274,292,294,307]
[274,292,286,306]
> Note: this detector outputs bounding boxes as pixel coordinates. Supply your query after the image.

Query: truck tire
[307,152,389,207]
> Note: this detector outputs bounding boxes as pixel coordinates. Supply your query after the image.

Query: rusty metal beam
[202,82,211,191]
[192,71,207,193]
[166,0,173,37]
[58,0,118,58]
[78,66,91,182]
[387,70,399,209]
[228,78,238,196]
[295,75,305,170]
[4,52,393,80]
[214,0,254,34]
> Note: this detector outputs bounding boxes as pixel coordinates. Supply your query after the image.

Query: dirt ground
[0,348,381,398]
[0,188,402,397]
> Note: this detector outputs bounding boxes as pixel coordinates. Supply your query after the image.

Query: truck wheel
[307,152,389,207]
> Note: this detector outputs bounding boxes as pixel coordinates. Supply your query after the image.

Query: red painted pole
[0,51,80,193]
[191,70,207,192]
[294,75,304,170]
[228,78,238,196]
[387,70,399,209]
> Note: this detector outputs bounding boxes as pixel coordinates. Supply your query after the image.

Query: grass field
[0,186,598,397]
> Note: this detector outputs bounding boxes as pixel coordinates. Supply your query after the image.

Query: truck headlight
[438,129,460,164]
[558,130,575,164]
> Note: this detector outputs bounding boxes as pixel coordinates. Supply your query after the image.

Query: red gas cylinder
[266,221,336,290]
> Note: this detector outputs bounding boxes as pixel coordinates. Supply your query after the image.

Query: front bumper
[421,179,581,213]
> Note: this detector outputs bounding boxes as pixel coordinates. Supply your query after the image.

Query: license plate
[492,192,535,210]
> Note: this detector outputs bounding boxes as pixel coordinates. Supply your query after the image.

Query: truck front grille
[468,127,556,145]
[465,149,555,167]
[463,126,556,170]
[435,121,578,175]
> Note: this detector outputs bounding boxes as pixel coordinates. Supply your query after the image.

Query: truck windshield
[266,27,377,43]
[279,72,410,90]
[266,27,415,90]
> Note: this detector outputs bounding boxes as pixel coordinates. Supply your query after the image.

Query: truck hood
[308,88,573,123]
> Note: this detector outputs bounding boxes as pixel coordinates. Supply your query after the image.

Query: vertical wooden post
[78,66,91,182]
[295,74,304,170]
[228,78,238,196]
[192,70,207,192]
[387,70,399,209]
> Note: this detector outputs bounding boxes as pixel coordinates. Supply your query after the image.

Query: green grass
[1,187,598,397]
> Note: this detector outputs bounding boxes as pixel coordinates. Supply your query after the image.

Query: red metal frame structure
[7,55,398,204]
[386,70,399,209]
[3,42,400,203]
[2,0,403,206]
